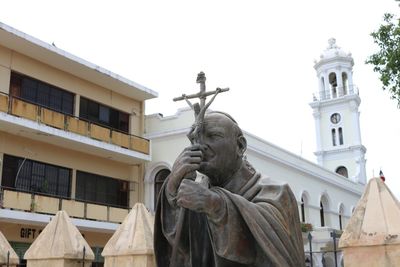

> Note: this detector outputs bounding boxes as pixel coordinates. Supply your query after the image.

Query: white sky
[1,0,400,196]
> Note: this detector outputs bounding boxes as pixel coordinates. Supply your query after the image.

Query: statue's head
[190,111,247,186]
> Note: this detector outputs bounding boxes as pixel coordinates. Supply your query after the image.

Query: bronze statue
[154,72,305,267]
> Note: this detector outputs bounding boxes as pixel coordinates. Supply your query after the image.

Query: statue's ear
[237,135,247,157]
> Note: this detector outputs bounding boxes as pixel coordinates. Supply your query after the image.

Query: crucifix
[170,72,229,265]
[173,71,229,141]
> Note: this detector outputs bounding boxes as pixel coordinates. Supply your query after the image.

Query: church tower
[310,38,367,184]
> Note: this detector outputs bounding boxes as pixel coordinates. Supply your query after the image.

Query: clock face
[330,113,341,124]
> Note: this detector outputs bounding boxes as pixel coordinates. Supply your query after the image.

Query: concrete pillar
[129,165,140,208]
[323,73,330,99]
[312,111,322,153]
[308,204,321,228]
[0,231,19,267]
[24,210,94,267]
[339,178,400,266]
[336,70,344,96]
[102,203,155,267]
[0,67,11,95]
[71,169,77,199]
[74,95,80,117]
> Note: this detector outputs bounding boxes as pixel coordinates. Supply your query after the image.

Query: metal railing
[312,85,359,102]
[305,230,342,267]
[0,91,149,154]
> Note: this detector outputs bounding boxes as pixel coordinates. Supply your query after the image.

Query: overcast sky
[1,0,400,196]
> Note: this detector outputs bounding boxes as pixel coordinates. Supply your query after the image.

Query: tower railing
[312,84,359,101]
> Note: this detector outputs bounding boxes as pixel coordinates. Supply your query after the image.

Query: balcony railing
[0,92,149,155]
[312,85,359,102]
[0,186,129,223]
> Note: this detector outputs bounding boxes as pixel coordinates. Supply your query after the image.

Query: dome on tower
[319,38,351,60]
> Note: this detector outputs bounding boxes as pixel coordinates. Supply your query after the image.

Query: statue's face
[193,113,241,185]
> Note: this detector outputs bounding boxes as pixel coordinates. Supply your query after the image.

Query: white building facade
[310,38,367,185]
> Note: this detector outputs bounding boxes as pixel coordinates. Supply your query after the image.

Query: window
[1,154,71,198]
[79,97,129,133]
[332,129,337,146]
[339,206,344,230]
[320,201,325,227]
[76,171,128,208]
[338,127,344,145]
[301,197,305,223]
[154,169,171,207]
[10,72,74,115]
[336,166,348,178]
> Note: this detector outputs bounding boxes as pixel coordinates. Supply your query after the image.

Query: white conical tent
[339,178,400,267]
[24,210,94,267]
[102,203,155,267]
[0,231,19,266]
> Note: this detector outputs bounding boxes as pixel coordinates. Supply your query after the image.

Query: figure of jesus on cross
[173,71,229,142]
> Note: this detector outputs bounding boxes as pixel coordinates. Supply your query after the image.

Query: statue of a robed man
[154,73,305,267]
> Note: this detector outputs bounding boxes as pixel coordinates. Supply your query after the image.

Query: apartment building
[0,22,157,266]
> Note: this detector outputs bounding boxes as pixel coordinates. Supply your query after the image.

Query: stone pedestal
[24,210,94,267]
[102,203,155,267]
[339,178,400,267]
[0,231,19,267]
[343,245,400,267]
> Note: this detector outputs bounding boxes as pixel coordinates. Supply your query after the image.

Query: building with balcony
[0,22,157,266]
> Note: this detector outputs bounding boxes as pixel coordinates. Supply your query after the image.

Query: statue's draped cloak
[154,173,305,267]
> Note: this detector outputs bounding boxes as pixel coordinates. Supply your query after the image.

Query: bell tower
[310,38,367,184]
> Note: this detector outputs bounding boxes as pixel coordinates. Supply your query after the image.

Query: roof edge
[0,21,158,100]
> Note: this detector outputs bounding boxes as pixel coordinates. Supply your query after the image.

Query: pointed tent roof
[0,231,19,264]
[24,210,94,260]
[102,203,154,256]
[339,178,400,248]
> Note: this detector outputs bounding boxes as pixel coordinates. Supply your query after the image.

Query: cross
[169,72,229,265]
[173,72,229,141]
[173,71,229,116]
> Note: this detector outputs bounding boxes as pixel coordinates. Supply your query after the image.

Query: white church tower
[310,38,367,184]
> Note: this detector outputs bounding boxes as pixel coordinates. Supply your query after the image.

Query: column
[74,95,80,117]
[0,68,10,95]
[323,73,331,99]
[336,71,344,97]
[350,101,361,145]
[313,111,322,152]
[348,72,355,94]
[317,75,325,100]
[71,169,77,199]
[129,165,140,208]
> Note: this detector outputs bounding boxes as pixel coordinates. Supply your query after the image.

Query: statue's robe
[154,172,305,267]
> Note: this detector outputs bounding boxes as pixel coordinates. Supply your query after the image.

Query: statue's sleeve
[154,177,192,266]
[208,184,304,267]
[155,178,183,245]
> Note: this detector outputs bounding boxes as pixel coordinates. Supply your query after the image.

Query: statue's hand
[177,179,223,218]
[166,145,203,198]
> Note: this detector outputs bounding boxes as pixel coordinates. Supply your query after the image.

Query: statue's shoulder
[257,174,294,195]
[258,175,287,187]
